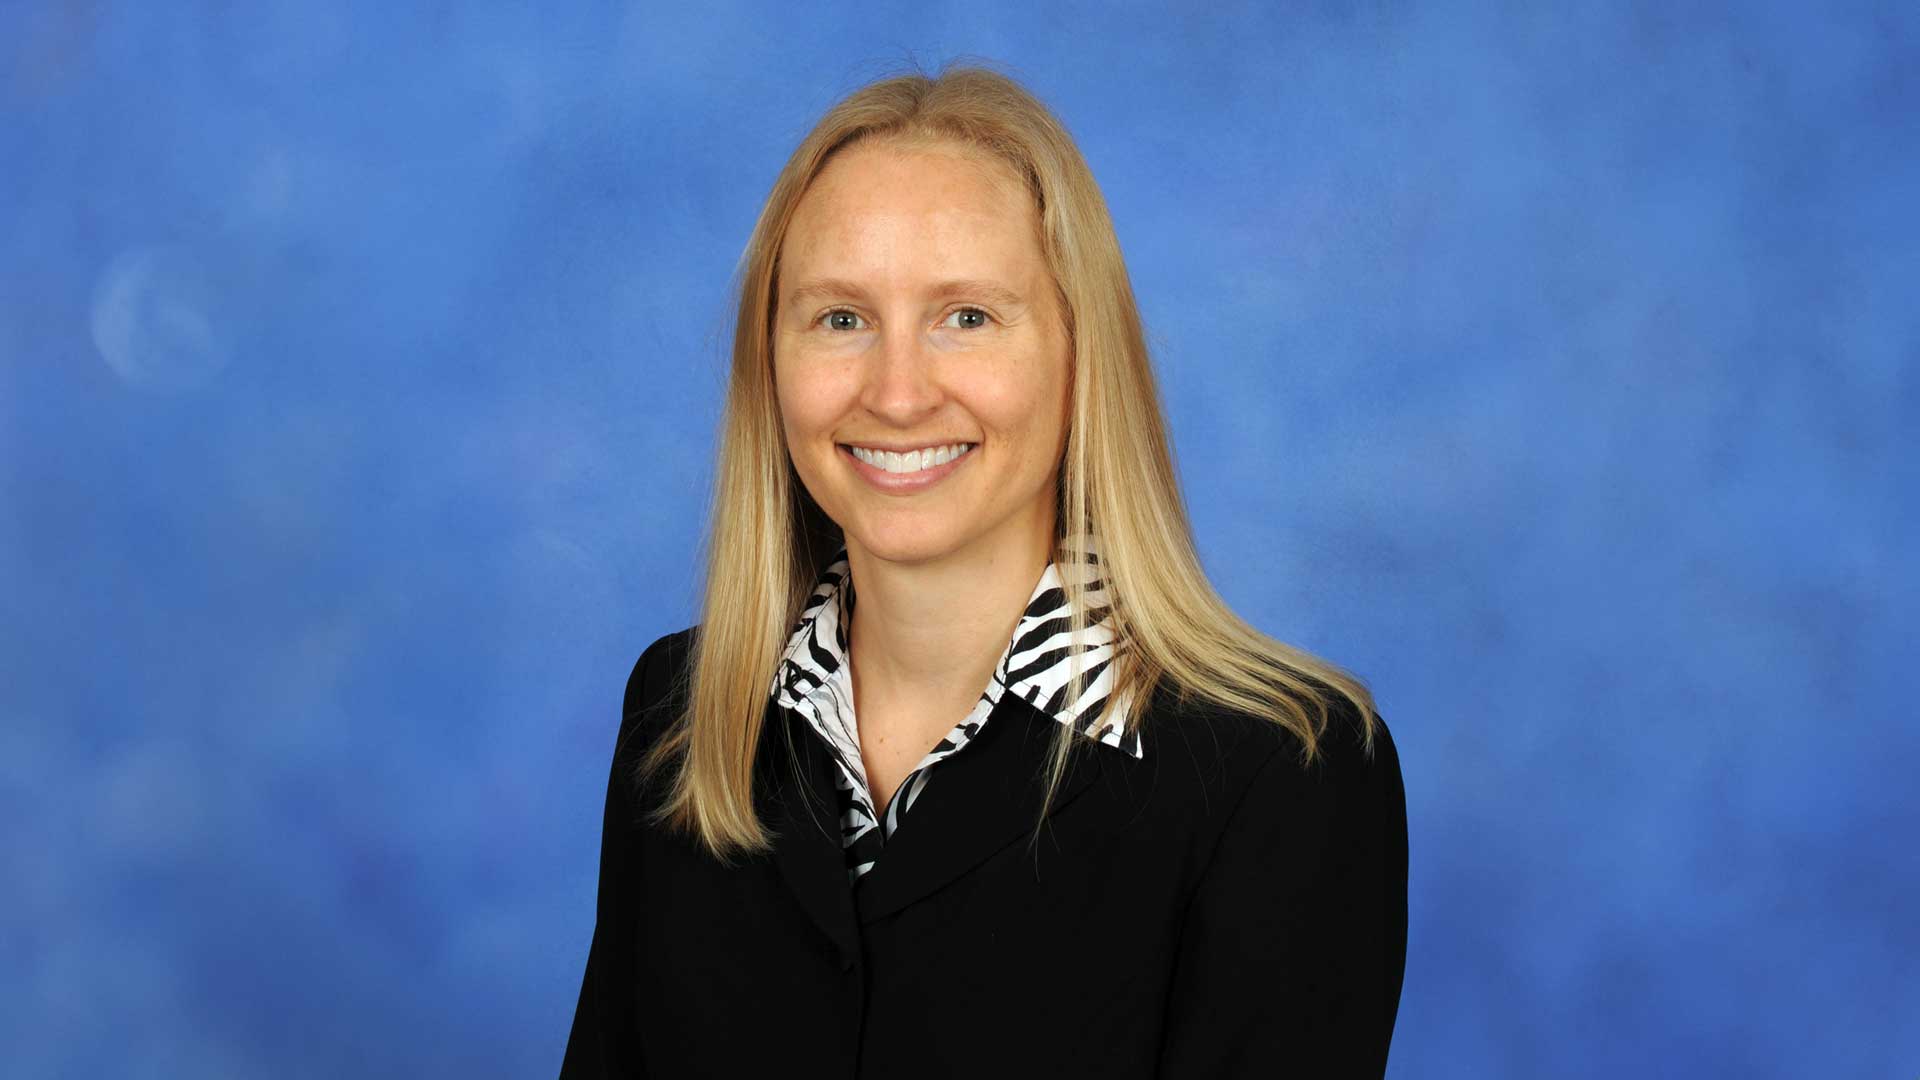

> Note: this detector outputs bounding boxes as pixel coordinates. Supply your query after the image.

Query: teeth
[848,442,974,474]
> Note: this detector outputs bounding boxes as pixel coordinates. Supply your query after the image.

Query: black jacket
[561,625,1408,1078]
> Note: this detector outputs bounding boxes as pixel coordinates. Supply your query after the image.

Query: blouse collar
[768,536,1144,761]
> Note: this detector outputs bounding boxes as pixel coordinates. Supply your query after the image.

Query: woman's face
[772,139,1072,567]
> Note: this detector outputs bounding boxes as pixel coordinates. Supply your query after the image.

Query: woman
[561,64,1407,1078]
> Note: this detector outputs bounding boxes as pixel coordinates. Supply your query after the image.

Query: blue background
[4,3,1915,1077]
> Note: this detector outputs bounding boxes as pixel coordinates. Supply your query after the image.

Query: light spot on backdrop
[89,245,237,394]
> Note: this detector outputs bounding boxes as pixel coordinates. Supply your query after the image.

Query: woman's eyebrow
[784,278,1027,308]
[933,280,1027,308]
[783,278,867,307]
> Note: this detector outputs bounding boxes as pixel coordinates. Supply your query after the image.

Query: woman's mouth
[838,442,976,492]
[844,442,975,473]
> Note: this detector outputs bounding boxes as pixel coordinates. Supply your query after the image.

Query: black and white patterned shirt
[768,537,1145,884]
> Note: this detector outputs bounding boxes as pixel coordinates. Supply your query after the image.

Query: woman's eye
[943,307,992,330]
[821,309,866,331]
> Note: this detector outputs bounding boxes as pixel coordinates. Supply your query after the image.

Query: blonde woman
[561,62,1407,1078]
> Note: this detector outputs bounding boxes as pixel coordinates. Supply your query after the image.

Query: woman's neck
[842,518,1054,726]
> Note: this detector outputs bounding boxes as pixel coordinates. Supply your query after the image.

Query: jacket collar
[761,536,1143,944]
[763,676,1115,949]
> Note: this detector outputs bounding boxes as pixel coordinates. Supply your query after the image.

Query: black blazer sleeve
[559,637,667,1079]
[1154,710,1409,1078]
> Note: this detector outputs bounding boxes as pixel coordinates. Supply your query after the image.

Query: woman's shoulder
[1140,679,1403,828]
[612,624,701,767]
[622,625,699,719]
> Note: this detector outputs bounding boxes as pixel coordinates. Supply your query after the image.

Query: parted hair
[637,59,1378,861]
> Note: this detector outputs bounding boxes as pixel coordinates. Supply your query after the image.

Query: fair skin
[772,137,1074,817]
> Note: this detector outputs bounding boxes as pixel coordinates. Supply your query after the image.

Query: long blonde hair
[638,60,1377,861]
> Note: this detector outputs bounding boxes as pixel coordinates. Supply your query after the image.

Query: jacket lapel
[850,690,1105,926]
[763,701,862,966]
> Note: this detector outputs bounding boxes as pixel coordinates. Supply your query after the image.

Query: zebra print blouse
[768,538,1145,885]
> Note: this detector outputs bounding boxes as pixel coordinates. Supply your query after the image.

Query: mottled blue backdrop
[3,2,1915,1077]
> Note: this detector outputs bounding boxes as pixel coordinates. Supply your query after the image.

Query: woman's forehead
[782,143,1040,271]
[800,138,1031,220]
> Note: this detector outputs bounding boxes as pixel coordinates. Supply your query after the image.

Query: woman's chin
[842,529,964,566]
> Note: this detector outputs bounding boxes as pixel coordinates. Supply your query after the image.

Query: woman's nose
[858,323,942,421]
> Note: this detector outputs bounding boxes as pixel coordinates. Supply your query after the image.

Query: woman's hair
[638,59,1377,861]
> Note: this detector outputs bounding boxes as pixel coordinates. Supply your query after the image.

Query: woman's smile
[838,441,977,492]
